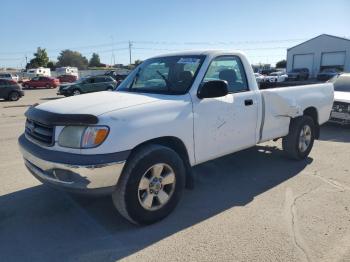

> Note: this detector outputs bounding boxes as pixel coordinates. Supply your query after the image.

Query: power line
[0,37,310,56]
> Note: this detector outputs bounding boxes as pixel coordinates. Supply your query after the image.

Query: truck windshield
[118,55,205,94]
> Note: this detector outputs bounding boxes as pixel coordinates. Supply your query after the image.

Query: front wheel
[112,144,186,225]
[282,116,315,160]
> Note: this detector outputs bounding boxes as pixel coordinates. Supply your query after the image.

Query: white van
[26,67,51,78]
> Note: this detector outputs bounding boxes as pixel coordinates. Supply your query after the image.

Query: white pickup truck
[19,51,334,225]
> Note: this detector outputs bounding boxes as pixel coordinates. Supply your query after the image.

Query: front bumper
[18,134,129,195]
[57,89,70,96]
[329,111,350,125]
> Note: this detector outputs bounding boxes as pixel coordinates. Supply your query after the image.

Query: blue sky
[1,0,349,68]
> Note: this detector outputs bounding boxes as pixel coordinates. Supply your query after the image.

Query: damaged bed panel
[259,83,334,143]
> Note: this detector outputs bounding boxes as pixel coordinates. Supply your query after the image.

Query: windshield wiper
[156,70,172,91]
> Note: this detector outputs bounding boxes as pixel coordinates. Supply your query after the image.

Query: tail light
[9,80,17,84]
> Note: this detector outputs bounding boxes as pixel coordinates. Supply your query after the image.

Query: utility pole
[111,36,116,66]
[128,41,133,65]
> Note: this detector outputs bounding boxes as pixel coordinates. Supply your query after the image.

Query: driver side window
[203,56,248,93]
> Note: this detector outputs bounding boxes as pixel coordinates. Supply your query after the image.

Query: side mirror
[197,80,228,99]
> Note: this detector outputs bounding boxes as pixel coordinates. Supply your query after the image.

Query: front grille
[332,102,350,113]
[25,119,54,146]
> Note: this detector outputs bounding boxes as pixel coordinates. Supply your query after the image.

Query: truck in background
[26,67,51,78]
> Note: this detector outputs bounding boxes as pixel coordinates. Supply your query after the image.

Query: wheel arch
[303,107,319,139]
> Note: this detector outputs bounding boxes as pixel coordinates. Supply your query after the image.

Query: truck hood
[334,91,350,103]
[37,91,162,116]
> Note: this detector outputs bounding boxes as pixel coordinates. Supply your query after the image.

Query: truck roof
[150,50,246,58]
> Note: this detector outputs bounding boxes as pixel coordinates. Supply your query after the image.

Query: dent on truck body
[259,91,303,142]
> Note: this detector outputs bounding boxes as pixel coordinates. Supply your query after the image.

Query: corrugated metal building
[287,34,350,77]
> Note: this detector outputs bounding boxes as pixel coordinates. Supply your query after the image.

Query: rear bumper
[18,134,129,195]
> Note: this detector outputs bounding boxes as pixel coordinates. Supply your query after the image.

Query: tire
[24,84,30,89]
[72,89,81,96]
[112,144,186,225]
[45,84,51,89]
[8,91,20,101]
[282,116,315,160]
[106,87,113,91]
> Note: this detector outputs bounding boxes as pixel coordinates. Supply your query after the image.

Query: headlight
[58,126,109,148]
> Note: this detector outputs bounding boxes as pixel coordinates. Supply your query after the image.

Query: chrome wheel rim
[138,163,176,211]
[299,125,312,153]
[73,90,80,95]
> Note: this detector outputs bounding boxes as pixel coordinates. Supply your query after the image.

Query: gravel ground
[0,88,349,262]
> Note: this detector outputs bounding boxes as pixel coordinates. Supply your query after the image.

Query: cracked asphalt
[1,88,349,262]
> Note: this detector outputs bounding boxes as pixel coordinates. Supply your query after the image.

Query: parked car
[19,51,333,225]
[0,79,24,101]
[254,73,265,83]
[287,68,309,81]
[57,75,116,96]
[317,68,340,81]
[260,69,277,75]
[0,73,19,82]
[57,74,78,83]
[328,73,350,124]
[265,71,288,83]
[104,71,129,86]
[23,76,60,89]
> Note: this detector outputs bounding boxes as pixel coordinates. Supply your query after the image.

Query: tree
[276,59,287,68]
[88,53,102,67]
[47,61,56,70]
[134,59,143,66]
[56,49,88,69]
[26,47,49,69]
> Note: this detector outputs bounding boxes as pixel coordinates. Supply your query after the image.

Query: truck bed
[259,83,334,142]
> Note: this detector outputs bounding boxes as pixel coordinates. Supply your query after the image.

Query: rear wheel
[112,144,186,225]
[45,84,51,89]
[282,116,315,160]
[24,84,30,89]
[8,91,20,101]
[106,87,113,91]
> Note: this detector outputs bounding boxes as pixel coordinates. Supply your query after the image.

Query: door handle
[245,99,254,106]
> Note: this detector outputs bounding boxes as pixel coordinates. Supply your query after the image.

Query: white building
[287,34,350,77]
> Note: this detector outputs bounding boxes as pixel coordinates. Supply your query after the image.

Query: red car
[57,74,78,83]
[23,76,60,89]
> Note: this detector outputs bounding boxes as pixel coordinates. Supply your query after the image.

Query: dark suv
[0,79,24,101]
[57,75,117,96]
[104,71,128,86]
[287,68,309,81]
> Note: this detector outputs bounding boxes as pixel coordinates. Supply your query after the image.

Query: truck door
[193,55,259,163]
